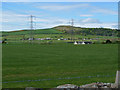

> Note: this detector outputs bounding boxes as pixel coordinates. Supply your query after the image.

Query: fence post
[115,70,120,88]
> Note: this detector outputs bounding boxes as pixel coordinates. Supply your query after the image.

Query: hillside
[2,25,118,37]
[2,28,63,36]
[53,25,118,36]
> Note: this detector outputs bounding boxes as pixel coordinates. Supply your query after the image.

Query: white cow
[74,41,78,45]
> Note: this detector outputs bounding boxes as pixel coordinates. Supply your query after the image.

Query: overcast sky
[2,2,118,31]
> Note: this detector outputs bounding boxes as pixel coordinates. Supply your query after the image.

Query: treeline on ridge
[54,25,118,36]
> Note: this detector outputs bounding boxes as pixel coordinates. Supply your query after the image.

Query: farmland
[2,26,118,44]
[2,26,119,88]
[2,43,118,88]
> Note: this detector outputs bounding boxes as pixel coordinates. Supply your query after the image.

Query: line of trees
[64,28,118,36]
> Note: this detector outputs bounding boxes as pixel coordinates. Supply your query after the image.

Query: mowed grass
[2,43,118,88]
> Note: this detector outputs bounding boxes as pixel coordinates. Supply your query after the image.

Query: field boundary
[2,74,115,84]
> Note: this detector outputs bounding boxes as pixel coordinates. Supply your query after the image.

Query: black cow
[84,41,92,44]
[106,40,112,44]
[2,40,7,44]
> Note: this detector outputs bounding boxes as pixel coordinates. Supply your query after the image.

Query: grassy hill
[2,28,63,36]
[2,25,118,37]
[53,25,118,36]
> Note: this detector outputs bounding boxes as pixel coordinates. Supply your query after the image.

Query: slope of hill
[53,25,118,36]
[2,28,63,35]
[2,25,118,37]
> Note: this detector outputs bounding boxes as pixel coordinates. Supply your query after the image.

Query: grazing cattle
[2,40,7,44]
[106,40,112,44]
[84,41,92,44]
[74,41,78,45]
[74,41,92,45]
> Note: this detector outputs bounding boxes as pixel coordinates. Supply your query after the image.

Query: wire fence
[1,74,115,84]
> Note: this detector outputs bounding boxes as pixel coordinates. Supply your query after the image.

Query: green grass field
[3,34,118,45]
[2,27,118,42]
[2,43,118,88]
[2,28,63,36]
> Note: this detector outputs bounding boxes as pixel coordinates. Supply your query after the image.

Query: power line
[71,19,74,41]
[30,15,34,30]
[29,15,36,41]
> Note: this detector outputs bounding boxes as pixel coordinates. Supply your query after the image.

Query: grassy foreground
[2,43,118,88]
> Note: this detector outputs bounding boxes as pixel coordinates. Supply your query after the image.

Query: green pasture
[2,28,63,36]
[2,34,118,44]
[2,27,118,42]
[2,43,118,88]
